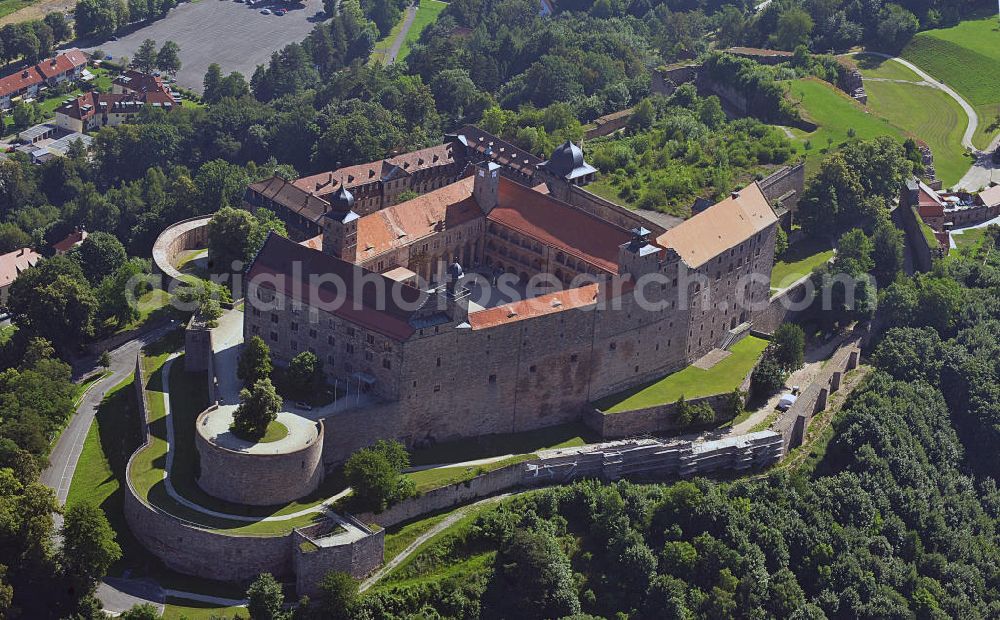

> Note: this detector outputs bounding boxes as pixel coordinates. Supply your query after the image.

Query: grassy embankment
[900,14,1000,150]
[371,0,447,64]
[850,53,970,186]
[770,237,834,291]
[596,335,770,413]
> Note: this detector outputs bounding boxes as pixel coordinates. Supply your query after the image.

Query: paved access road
[80,0,326,93]
[41,322,178,515]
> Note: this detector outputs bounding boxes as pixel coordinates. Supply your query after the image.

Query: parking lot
[81,0,325,93]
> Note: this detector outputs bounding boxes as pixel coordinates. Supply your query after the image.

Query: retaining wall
[755,277,814,334]
[195,406,325,506]
[584,109,632,139]
[293,517,385,598]
[356,463,527,529]
[773,334,862,452]
[151,216,212,289]
[896,204,936,272]
[583,370,752,439]
[123,351,383,594]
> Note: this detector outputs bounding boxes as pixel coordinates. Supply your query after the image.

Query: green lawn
[596,335,770,413]
[951,227,987,251]
[258,420,288,443]
[771,238,835,290]
[383,512,450,562]
[398,0,447,62]
[785,77,908,175]
[408,421,595,466]
[0,0,35,18]
[901,14,1000,149]
[162,598,244,619]
[404,455,536,493]
[851,53,921,81]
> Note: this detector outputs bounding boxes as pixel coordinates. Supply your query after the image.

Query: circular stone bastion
[195,404,325,506]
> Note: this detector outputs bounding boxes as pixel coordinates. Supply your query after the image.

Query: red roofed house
[53,227,88,255]
[0,248,40,307]
[0,49,88,110]
[54,88,179,134]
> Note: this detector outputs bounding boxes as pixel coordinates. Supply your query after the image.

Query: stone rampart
[773,334,862,452]
[562,185,669,236]
[755,277,815,334]
[897,204,934,272]
[151,216,212,289]
[294,517,385,598]
[357,462,527,528]
[124,350,382,593]
[194,407,325,506]
[758,163,806,223]
[583,370,753,439]
[584,109,632,139]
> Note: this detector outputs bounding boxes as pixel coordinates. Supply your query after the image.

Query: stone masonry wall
[294,519,385,598]
[560,185,669,235]
[773,333,862,451]
[583,370,753,439]
[754,278,814,335]
[758,163,806,221]
[195,406,325,506]
[356,463,526,528]
[151,216,212,290]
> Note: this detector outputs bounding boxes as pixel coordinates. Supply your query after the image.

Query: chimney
[473,161,501,214]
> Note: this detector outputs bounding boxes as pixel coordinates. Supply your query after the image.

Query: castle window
[327,355,334,365]
[346,343,354,354]
[309,328,317,338]
[291,340,298,351]
[328,336,335,346]
[383,358,391,369]
[433,385,441,392]
[365,351,373,361]
[529,365,536,373]
[271,313,278,323]
[609,342,616,350]
[252,308,260,317]
[251,325,259,334]
[571,354,578,362]
[488,374,497,384]
[270,331,278,342]
[436,357,441,367]
[366,334,375,345]
[291,322,298,332]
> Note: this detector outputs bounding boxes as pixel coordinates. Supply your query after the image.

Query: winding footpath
[850,51,999,190]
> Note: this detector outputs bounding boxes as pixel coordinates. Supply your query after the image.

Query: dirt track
[0,0,73,26]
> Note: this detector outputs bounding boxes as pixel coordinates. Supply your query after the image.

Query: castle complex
[240,129,780,454]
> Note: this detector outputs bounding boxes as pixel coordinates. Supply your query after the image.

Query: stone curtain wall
[897,204,934,272]
[773,334,862,452]
[293,521,385,598]
[584,109,633,139]
[357,462,527,528]
[755,278,814,335]
[758,163,806,219]
[123,352,381,592]
[151,215,212,289]
[583,368,753,439]
[562,185,669,236]
[194,407,325,506]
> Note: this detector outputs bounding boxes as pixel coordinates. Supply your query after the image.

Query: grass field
[951,226,988,251]
[0,0,35,19]
[785,77,908,175]
[383,512,450,562]
[771,237,834,290]
[162,599,244,620]
[863,78,970,186]
[596,335,770,413]
[851,53,921,81]
[901,15,1000,149]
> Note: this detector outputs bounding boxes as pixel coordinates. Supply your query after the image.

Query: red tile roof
[0,248,40,288]
[656,182,776,269]
[0,50,88,98]
[487,178,632,273]
[35,49,87,79]
[356,177,481,259]
[247,234,424,341]
[53,228,87,253]
[57,90,178,121]
[468,283,601,328]
[112,69,169,95]
[249,177,331,224]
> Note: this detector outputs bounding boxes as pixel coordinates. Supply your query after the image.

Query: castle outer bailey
[240,134,779,462]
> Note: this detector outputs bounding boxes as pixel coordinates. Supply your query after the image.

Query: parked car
[295,401,313,411]
[275,8,286,14]
[260,7,271,13]
[776,392,798,411]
